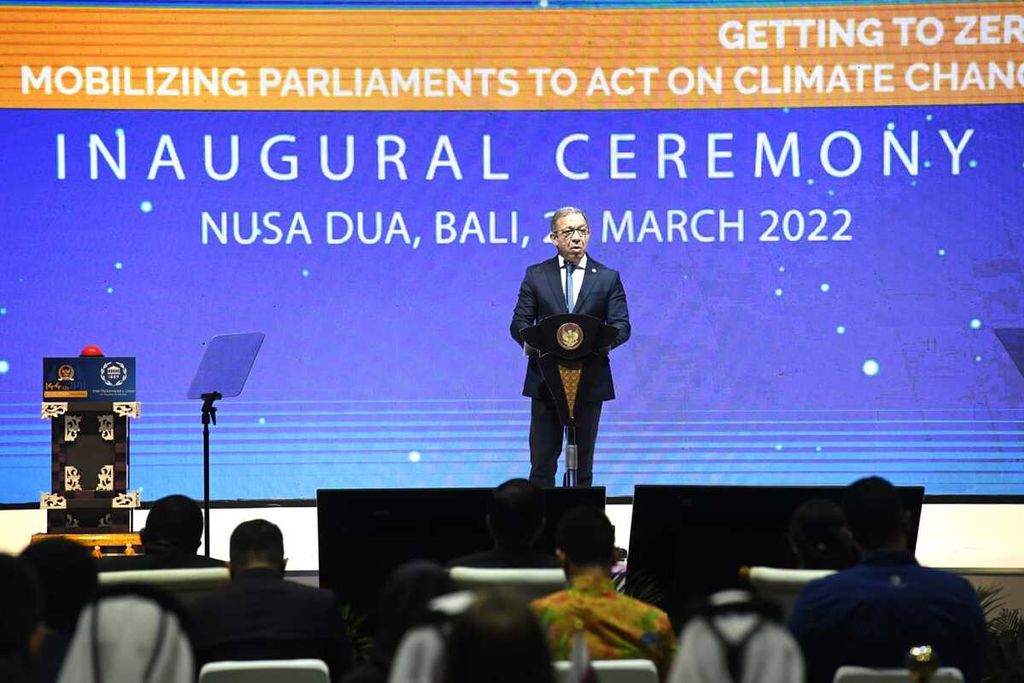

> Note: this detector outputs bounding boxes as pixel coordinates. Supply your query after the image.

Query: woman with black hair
[788,498,860,570]
[0,554,43,683]
[343,561,455,683]
[443,590,555,683]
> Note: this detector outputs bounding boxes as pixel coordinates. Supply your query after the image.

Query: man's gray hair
[549,206,589,233]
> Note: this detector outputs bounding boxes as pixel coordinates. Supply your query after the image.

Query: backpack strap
[693,594,778,683]
[700,613,768,683]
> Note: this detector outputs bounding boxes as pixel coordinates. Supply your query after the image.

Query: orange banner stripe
[2,4,1022,110]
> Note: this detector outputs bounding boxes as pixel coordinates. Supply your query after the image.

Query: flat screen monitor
[625,484,926,626]
[316,486,606,621]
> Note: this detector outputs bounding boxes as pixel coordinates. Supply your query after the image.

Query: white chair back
[554,659,659,683]
[741,565,835,618]
[447,566,566,600]
[99,566,230,604]
[199,658,330,683]
[832,666,965,682]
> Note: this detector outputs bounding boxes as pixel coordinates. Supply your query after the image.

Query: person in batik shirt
[531,506,676,680]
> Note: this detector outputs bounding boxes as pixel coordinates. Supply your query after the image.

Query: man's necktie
[565,262,575,312]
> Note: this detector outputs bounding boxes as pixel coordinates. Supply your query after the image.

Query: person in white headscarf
[56,593,193,683]
[669,590,804,683]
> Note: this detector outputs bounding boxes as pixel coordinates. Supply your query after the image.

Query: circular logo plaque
[556,322,584,351]
[100,361,128,387]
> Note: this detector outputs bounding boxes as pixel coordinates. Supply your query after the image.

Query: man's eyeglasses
[554,227,590,239]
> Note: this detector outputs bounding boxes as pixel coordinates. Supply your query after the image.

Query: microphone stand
[563,426,578,488]
[200,391,221,557]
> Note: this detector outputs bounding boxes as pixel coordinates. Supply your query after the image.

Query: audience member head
[141,495,205,555]
[555,505,615,573]
[842,476,908,552]
[0,554,43,680]
[788,498,860,570]
[20,539,98,634]
[56,590,193,683]
[373,560,455,668]
[487,478,546,548]
[442,590,554,683]
[228,519,286,575]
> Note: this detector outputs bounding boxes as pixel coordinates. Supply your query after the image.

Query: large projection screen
[1,0,1023,502]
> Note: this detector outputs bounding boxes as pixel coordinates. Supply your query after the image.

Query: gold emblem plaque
[556,322,583,351]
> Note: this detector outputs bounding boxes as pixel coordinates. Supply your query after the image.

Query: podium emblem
[57,364,75,382]
[556,322,584,351]
[100,361,128,387]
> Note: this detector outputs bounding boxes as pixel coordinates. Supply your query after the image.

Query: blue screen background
[2,104,1023,501]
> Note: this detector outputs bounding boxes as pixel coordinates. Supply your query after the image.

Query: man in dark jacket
[510,206,630,487]
[789,477,986,683]
[191,519,353,680]
[99,494,224,571]
[448,478,559,569]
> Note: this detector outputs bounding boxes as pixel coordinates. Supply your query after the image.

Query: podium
[40,355,140,533]
[521,314,618,487]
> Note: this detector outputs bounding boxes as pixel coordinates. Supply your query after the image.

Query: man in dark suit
[190,519,353,681]
[511,207,630,487]
[447,478,560,569]
[98,494,225,572]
